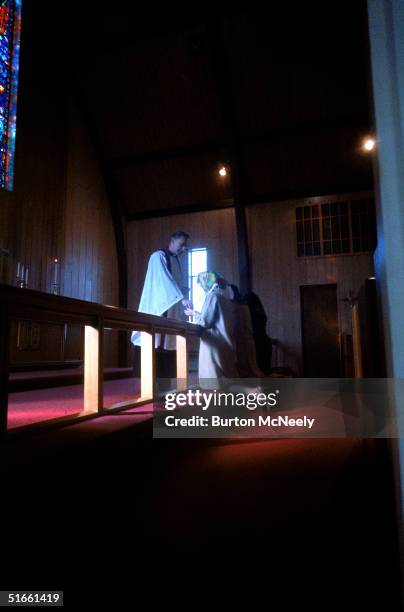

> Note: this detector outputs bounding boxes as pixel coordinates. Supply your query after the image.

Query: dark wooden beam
[242,115,371,146]
[109,114,371,170]
[110,140,226,169]
[125,182,373,222]
[247,182,374,206]
[205,19,251,295]
[126,199,234,221]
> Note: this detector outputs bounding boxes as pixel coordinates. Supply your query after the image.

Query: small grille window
[296,199,377,257]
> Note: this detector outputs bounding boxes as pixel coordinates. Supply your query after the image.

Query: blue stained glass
[0,0,22,191]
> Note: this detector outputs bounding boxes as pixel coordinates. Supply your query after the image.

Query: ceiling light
[363,138,376,151]
[219,166,227,177]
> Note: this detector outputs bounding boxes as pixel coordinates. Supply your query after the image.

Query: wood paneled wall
[0,9,120,367]
[246,192,375,375]
[0,98,119,309]
[127,208,239,311]
[61,101,119,309]
[0,83,67,291]
[127,195,374,376]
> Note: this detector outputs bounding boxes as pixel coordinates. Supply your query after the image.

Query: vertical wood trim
[352,303,363,378]
[84,316,103,412]
[0,302,9,433]
[98,316,104,410]
[176,334,188,391]
[141,330,156,400]
[206,19,251,294]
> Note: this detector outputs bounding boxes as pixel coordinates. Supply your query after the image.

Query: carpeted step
[8,367,133,392]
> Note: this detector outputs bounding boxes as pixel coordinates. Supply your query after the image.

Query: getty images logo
[164,389,280,411]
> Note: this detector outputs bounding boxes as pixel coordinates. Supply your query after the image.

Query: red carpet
[8,377,144,429]
[9,378,350,435]
[1,398,401,607]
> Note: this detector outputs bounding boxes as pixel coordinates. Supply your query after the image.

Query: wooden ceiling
[38,1,374,219]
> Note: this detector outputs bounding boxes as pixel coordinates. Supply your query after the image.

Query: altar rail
[0,285,200,433]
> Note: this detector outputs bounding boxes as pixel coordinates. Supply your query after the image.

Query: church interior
[0,1,403,607]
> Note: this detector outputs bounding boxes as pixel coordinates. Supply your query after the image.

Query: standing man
[131,231,192,349]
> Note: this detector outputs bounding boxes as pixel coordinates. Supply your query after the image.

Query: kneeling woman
[184,271,237,389]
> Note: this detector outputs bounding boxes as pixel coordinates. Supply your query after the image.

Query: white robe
[131,251,186,349]
[197,285,238,388]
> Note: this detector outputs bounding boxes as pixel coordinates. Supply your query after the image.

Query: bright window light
[188,247,207,320]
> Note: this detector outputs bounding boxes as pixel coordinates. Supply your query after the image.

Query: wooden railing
[0,284,200,433]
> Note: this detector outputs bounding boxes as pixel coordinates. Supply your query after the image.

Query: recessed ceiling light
[363,138,376,151]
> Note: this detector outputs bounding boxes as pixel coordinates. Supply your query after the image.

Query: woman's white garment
[197,284,238,388]
[131,251,185,349]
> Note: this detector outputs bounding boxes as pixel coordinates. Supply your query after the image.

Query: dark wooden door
[300,284,341,377]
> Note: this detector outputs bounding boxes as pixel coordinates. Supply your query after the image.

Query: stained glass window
[0,0,22,191]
